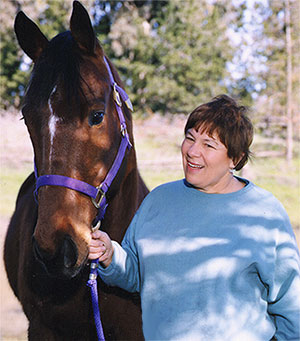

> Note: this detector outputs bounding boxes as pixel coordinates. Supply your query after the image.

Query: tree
[285,0,293,163]
[1,0,251,114]
[0,0,72,109]
[253,0,299,159]
[0,0,153,109]
[0,0,29,109]
[107,0,241,115]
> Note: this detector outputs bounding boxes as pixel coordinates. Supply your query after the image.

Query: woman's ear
[233,153,246,171]
[229,158,236,170]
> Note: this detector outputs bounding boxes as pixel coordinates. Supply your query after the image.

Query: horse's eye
[89,111,104,126]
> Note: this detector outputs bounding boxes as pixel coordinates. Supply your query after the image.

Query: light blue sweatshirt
[98,178,300,340]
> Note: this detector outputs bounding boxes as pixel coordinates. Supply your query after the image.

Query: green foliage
[0,0,27,109]
[0,27,29,108]
[1,0,253,112]
[37,0,71,39]
[260,2,287,107]
[2,0,297,147]
[251,0,299,139]
[0,0,71,109]
[108,0,238,115]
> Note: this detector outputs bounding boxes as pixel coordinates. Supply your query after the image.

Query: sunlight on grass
[1,154,298,247]
[0,167,33,217]
[140,168,184,190]
[251,157,300,229]
[1,158,298,230]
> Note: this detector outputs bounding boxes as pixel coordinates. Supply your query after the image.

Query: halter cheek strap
[34,55,133,230]
[33,55,133,341]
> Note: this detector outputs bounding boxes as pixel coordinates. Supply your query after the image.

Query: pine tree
[0,0,72,109]
[254,0,299,159]
[108,0,239,115]
[0,0,28,109]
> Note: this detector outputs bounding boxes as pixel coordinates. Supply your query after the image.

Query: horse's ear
[14,11,49,62]
[70,1,96,54]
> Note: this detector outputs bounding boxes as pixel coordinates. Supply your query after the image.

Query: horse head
[14,1,138,279]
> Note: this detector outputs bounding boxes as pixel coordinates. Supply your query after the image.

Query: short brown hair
[184,95,253,171]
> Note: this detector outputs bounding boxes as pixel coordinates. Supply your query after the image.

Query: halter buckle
[113,83,122,107]
[121,124,133,148]
[120,123,127,137]
[125,98,133,112]
[92,185,106,209]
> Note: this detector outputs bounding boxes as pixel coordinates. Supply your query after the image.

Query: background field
[0,113,299,340]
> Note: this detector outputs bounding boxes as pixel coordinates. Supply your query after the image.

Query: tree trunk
[285,0,293,163]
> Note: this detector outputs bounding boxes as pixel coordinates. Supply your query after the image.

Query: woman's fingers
[89,244,106,255]
[89,230,114,267]
[92,230,107,241]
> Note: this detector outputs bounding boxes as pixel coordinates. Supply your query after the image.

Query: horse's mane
[25,31,84,117]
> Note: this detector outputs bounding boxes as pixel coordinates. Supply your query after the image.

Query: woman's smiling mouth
[187,161,204,169]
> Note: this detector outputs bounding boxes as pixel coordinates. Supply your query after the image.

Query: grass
[2,158,298,227]
[0,166,33,217]
[246,157,300,228]
[139,168,184,190]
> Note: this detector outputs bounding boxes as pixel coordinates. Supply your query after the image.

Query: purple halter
[34,56,133,341]
[34,56,133,230]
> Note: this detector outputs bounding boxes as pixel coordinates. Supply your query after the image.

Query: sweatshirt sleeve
[97,210,141,293]
[267,220,300,340]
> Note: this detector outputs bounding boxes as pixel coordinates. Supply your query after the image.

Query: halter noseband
[34,56,133,231]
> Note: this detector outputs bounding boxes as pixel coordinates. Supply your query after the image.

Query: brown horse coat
[4,2,148,340]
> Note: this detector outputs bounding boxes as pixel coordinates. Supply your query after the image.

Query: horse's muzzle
[32,235,80,278]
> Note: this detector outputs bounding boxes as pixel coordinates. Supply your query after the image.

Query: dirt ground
[0,217,28,340]
[0,112,31,340]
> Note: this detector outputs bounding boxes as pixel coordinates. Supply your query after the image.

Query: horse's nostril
[32,235,78,272]
[32,236,52,262]
[62,236,78,269]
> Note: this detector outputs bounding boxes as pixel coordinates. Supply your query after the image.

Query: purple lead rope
[86,56,133,341]
[87,260,105,341]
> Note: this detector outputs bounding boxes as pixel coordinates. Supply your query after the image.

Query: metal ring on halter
[91,219,101,232]
[92,185,106,209]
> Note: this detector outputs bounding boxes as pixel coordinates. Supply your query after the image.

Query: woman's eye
[185,136,194,142]
[89,111,104,126]
[205,144,215,149]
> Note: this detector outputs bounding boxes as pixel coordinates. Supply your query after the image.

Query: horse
[4,1,149,340]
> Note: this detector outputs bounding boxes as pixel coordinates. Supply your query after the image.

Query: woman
[89,95,300,340]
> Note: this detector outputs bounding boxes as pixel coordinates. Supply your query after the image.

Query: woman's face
[181,127,235,193]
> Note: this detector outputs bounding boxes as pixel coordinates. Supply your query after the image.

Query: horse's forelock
[25,31,85,119]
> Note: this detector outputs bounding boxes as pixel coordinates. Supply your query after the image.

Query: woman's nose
[188,142,202,158]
